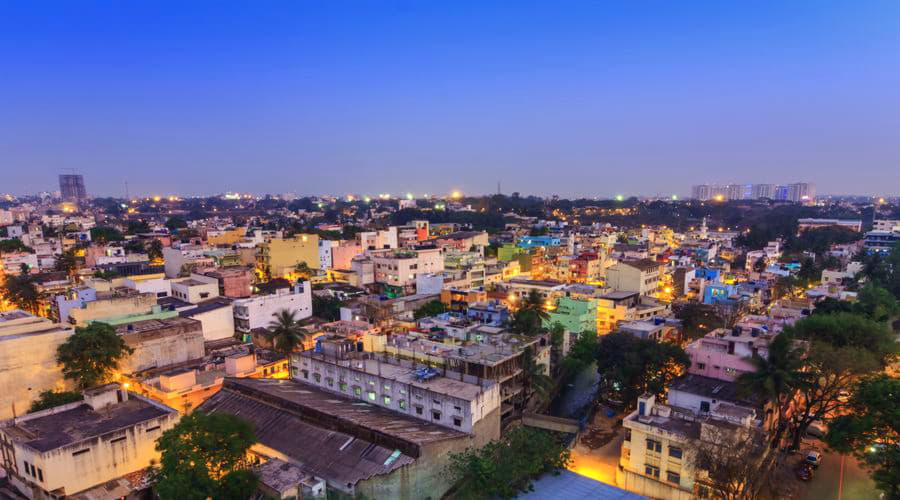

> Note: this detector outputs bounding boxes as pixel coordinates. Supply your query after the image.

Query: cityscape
[2,2,899,500]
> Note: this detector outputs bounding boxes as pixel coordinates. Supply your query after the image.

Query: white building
[873,219,900,232]
[233,281,312,333]
[171,275,220,304]
[0,385,179,499]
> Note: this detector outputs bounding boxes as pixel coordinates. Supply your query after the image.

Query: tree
[1,273,42,314]
[752,256,768,273]
[855,284,900,324]
[446,427,570,499]
[413,300,448,319]
[89,226,124,243]
[266,309,308,373]
[54,248,78,277]
[164,216,188,233]
[692,424,773,500]
[826,375,899,500]
[123,238,146,253]
[786,312,896,366]
[27,390,83,413]
[521,346,554,407]
[509,290,550,336]
[787,343,880,450]
[595,332,690,407]
[312,295,343,321]
[548,322,565,369]
[154,411,258,500]
[56,322,133,389]
[147,239,164,262]
[560,330,598,379]
[293,260,313,280]
[674,303,724,341]
[736,332,808,444]
[0,238,34,254]
[126,220,151,234]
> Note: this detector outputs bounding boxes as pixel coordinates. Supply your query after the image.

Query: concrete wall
[69,293,156,327]
[117,319,205,373]
[0,325,72,419]
[189,304,235,342]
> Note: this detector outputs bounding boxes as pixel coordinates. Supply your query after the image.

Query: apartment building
[233,281,312,333]
[0,385,179,499]
[171,275,220,304]
[605,259,661,297]
[115,317,205,373]
[255,234,320,280]
[596,291,670,334]
[0,311,74,419]
[371,247,443,295]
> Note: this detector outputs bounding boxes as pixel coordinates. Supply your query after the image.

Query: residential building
[0,311,74,419]
[161,244,216,278]
[115,317,206,373]
[545,296,598,334]
[440,287,488,312]
[0,385,179,499]
[171,275,220,304]
[596,291,670,334]
[686,326,775,382]
[864,228,900,254]
[786,182,815,202]
[233,281,312,333]
[179,297,235,342]
[256,234,320,280]
[872,219,900,232]
[797,218,862,232]
[371,247,443,296]
[58,174,87,202]
[200,267,253,298]
[605,259,662,297]
[68,289,157,327]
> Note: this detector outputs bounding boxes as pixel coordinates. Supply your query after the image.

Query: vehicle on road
[805,450,822,469]
[806,420,828,438]
[795,462,814,481]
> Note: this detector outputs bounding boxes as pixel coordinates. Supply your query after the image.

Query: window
[415,406,423,415]
[700,401,710,412]
[383,395,392,405]
[145,426,161,433]
[696,362,706,370]
[72,449,90,456]
[454,405,462,412]
[354,386,362,396]
[325,377,334,387]
[367,391,376,401]
[368,380,375,386]
[313,373,321,382]
[23,461,30,476]
[667,471,681,484]
[432,410,441,421]
[646,439,662,453]
[110,436,127,444]
[301,369,309,379]
[433,398,441,405]
[453,417,462,427]
[644,464,660,478]
[669,446,683,459]
[383,384,391,391]
[399,400,406,409]
[399,389,407,395]
[37,469,43,482]
[340,382,348,392]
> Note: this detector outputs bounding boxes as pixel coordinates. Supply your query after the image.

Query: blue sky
[1,1,899,197]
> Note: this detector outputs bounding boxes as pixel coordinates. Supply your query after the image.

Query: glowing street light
[615,195,624,202]
[451,190,462,200]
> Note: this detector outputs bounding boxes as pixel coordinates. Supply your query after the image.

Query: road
[798,440,880,500]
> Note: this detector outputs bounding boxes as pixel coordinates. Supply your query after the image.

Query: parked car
[807,421,828,438]
[795,463,814,481]
[805,450,823,468]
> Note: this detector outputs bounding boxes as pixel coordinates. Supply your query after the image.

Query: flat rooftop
[3,398,172,453]
[388,333,538,366]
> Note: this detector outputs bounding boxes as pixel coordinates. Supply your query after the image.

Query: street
[798,440,881,500]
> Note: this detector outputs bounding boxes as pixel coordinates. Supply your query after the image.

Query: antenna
[124,181,130,201]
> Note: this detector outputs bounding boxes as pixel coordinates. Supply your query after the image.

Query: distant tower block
[59,174,87,201]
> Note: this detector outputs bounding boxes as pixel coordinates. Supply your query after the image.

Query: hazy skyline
[2,1,899,197]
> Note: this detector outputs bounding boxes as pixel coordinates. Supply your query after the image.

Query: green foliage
[595,332,690,407]
[56,323,133,389]
[154,411,258,500]
[560,330,598,378]
[0,238,34,254]
[90,226,124,243]
[123,239,146,253]
[855,284,900,323]
[293,260,313,280]
[785,226,861,257]
[164,216,188,232]
[674,303,724,340]
[266,309,308,359]
[1,273,42,314]
[825,375,900,500]
[509,291,550,336]
[312,295,344,321]
[413,300,448,319]
[786,313,896,365]
[521,346,554,405]
[28,390,83,413]
[446,427,570,499]
[54,249,79,276]
[736,332,808,440]
[147,239,164,261]
[126,220,152,234]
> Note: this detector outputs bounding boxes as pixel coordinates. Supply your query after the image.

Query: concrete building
[179,297,235,342]
[58,174,87,202]
[233,281,312,334]
[686,326,775,382]
[873,219,900,232]
[605,259,662,297]
[596,291,670,334]
[0,311,74,419]
[200,377,499,499]
[0,385,179,499]
[372,247,444,296]
[864,228,900,254]
[68,289,157,327]
[115,317,205,373]
[171,275,220,304]
[161,244,216,278]
[797,218,862,232]
[256,234,321,280]
[545,296,598,334]
[200,267,253,298]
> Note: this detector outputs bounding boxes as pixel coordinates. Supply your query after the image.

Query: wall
[117,319,205,373]
[233,282,312,333]
[189,304,235,342]
[69,293,157,327]
[0,324,72,419]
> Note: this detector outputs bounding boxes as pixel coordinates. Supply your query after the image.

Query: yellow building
[256,234,320,280]
[207,227,247,246]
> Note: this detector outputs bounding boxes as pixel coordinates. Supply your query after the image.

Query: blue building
[517,235,562,249]
[466,301,510,326]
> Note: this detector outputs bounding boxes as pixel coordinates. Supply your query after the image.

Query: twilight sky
[2,1,899,198]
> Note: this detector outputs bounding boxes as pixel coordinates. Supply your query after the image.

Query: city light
[615,195,624,201]
[450,190,462,199]
[671,195,678,200]
[406,193,414,200]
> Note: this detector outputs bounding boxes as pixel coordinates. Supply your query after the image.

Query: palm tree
[521,290,551,322]
[293,261,313,280]
[266,309,308,377]
[736,332,808,446]
[521,346,555,408]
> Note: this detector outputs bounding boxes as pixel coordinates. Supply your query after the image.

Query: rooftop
[2,396,173,453]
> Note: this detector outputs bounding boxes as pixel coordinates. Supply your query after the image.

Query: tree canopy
[595,331,690,407]
[154,411,258,500]
[27,390,83,413]
[446,427,570,499]
[786,312,896,365]
[56,322,133,389]
[413,300,448,319]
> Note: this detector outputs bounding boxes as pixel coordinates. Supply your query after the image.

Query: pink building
[202,267,253,298]
[686,325,775,382]
[331,242,362,270]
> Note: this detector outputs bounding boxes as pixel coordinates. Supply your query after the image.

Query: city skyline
[3,1,900,197]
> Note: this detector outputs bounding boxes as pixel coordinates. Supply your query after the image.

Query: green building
[498,243,526,262]
[545,296,597,334]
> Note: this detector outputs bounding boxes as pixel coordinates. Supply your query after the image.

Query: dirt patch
[579,427,618,449]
